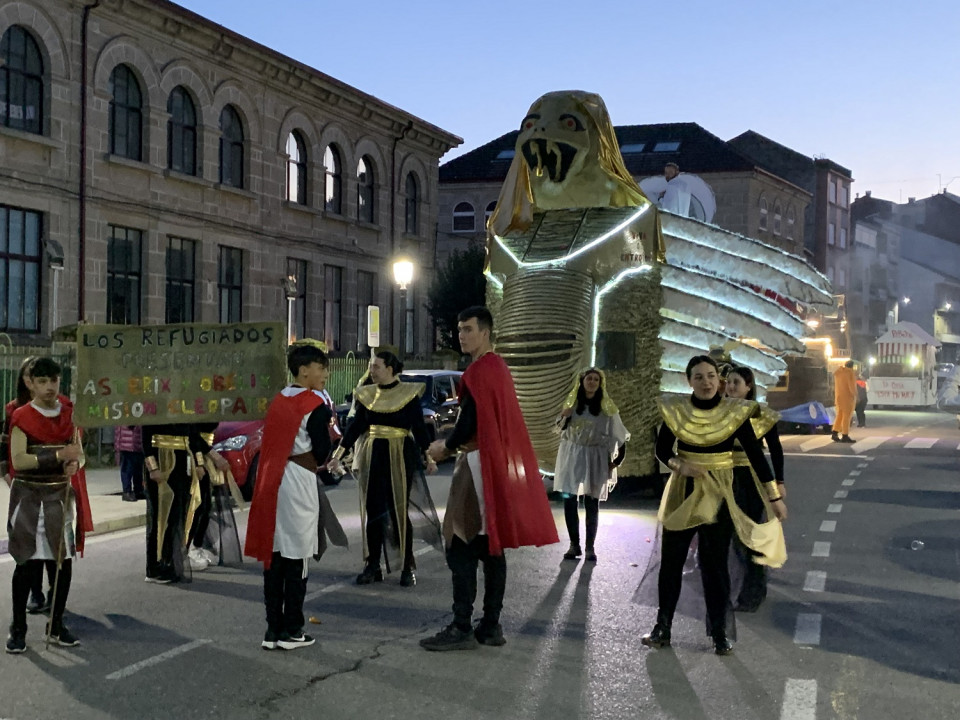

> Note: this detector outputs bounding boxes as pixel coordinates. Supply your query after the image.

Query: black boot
[641,612,672,649]
[355,564,383,585]
[713,632,733,655]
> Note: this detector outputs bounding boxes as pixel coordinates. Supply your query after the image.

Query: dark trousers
[28,560,55,602]
[563,495,600,548]
[365,472,414,572]
[119,451,144,496]
[145,457,191,576]
[189,475,212,549]
[732,470,767,608]
[446,535,507,631]
[263,552,308,636]
[11,558,72,631]
[657,503,734,638]
[855,401,867,428]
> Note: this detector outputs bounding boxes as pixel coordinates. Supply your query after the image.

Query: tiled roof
[728,131,853,191]
[440,123,758,183]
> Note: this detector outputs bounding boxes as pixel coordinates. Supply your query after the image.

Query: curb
[91,513,148,536]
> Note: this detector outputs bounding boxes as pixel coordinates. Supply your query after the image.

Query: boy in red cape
[244,341,334,651]
[6,357,86,653]
[422,306,558,651]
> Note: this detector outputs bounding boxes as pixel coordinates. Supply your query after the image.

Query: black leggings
[563,495,600,548]
[12,558,72,631]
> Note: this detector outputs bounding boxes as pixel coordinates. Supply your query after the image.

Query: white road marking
[904,437,938,449]
[848,470,861,476]
[820,520,837,532]
[812,542,831,557]
[783,453,873,460]
[857,462,869,468]
[834,490,848,499]
[803,571,827,592]
[105,639,212,680]
[793,614,822,645]
[827,504,843,513]
[852,436,891,454]
[841,478,855,487]
[799,435,837,452]
[781,679,818,720]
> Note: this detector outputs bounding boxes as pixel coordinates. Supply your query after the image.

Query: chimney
[908,197,916,203]
[865,190,872,197]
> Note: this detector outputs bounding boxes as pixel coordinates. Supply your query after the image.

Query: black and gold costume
[638,393,785,649]
[337,380,441,576]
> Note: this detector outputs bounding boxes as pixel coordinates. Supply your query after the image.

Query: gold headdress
[289,338,329,353]
[562,367,620,416]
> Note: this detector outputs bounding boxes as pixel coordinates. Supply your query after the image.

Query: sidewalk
[1,467,147,555]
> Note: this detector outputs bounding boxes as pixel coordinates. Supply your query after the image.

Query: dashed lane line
[904,437,938,449]
[812,542,831,558]
[820,520,837,532]
[803,571,827,592]
[793,614,822,645]
[841,478,855,487]
[105,639,212,680]
[826,504,843,513]
[834,490,848,499]
[781,679,817,720]
[848,470,861,476]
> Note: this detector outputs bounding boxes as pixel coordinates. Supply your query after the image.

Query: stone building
[438,122,811,264]
[0,0,460,356]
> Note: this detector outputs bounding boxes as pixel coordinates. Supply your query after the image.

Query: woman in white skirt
[554,368,629,562]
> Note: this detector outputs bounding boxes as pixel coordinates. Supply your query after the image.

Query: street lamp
[393,258,415,358]
[282,274,297,343]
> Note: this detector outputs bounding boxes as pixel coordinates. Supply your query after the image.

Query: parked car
[400,370,463,442]
[211,391,342,500]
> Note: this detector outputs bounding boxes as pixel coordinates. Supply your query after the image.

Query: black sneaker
[584,547,598,562]
[5,627,26,654]
[399,569,416,587]
[277,632,315,651]
[47,624,80,647]
[474,620,506,647]
[420,623,479,652]
[840,436,856,444]
[714,635,734,656]
[563,544,582,560]
[641,623,672,649]
[261,630,279,651]
[145,567,177,584]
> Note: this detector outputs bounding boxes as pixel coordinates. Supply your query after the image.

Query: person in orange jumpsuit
[832,360,858,443]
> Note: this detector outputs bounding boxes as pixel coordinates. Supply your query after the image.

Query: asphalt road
[0,409,957,719]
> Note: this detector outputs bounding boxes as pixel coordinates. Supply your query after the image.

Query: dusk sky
[174,0,960,203]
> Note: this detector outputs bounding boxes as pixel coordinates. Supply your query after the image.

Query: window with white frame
[759,196,768,231]
[453,202,475,232]
[286,131,307,204]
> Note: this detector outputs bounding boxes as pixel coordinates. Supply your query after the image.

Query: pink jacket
[114,425,143,453]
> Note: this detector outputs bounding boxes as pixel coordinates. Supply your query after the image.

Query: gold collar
[355,381,425,414]
[751,404,780,439]
[658,395,757,446]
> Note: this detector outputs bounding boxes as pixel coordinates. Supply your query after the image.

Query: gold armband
[145,456,159,472]
[195,452,205,467]
[331,446,346,462]
[763,480,780,500]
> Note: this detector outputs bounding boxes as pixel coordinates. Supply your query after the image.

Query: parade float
[868,321,940,407]
[484,90,834,477]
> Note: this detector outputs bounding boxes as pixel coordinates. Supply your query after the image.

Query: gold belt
[200,432,215,445]
[368,425,410,440]
[677,450,734,470]
[152,435,190,451]
[731,450,750,467]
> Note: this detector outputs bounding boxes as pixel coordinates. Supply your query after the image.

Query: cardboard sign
[869,376,933,406]
[75,322,287,427]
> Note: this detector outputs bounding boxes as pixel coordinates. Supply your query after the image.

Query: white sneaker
[188,547,209,571]
[201,547,219,566]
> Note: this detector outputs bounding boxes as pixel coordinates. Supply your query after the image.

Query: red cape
[464,353,559,555]
[244,389,325,569]
[10,397,94,555]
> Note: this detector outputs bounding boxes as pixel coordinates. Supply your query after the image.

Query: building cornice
[93,0,462,156]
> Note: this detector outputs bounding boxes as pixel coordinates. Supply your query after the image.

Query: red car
[212,393,342,500]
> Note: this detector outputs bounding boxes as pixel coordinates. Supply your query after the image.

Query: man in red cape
[6,357,86,652]
[244,341,336,651]
[422,306,558,651]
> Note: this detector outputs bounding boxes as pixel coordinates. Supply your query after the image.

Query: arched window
[786,205,796,240]
[286,131,307,204]
[453,201,475,232]
[773,200,782,236]
[758,196,768,231]
[167,86,197,175]
[0,25,44,135]
[404,173,419,235]
[324,145,342,214]
[485,200,497,225]
[219,105,244,188]
[357,155,376,223]
[109,64,142,160]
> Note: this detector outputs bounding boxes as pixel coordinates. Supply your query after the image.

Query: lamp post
[392,258,414,358]
[282,274,297,343]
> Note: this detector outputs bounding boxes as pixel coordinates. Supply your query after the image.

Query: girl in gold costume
[640,355,786,655]
[725,365,785,612]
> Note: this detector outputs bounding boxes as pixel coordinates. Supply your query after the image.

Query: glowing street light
[393,257,416,357]
[909,355,920,368]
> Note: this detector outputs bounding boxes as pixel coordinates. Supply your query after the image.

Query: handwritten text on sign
[75,323,287,427]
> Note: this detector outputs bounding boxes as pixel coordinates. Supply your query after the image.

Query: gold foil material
[657,396,757,447]
[355,382,425,415]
